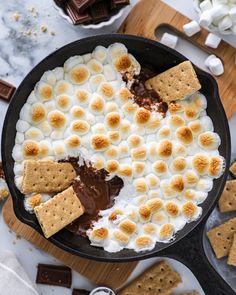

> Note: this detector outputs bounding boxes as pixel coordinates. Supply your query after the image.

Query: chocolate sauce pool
[65,158,123,236]
[128,67,168,116]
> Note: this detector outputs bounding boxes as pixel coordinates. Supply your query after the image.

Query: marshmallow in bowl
[13,43,225,253]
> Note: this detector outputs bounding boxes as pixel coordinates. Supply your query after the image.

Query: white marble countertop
[0,0,235,294]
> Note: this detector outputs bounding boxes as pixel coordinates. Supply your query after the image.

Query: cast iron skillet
[1,34,233,294]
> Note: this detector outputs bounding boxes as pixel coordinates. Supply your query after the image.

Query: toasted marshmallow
[70,120,90,135]
[152,160,168,176]
[165,201,180,218]
[89,95,105,114]
[108,43,127,60]
[131,146,147,161]
[146,116,161,134]
[22,140,40,159]
[159,223,174,240]
[119,219,136,235]
[105,159,119,173]
[108,209,123,222]
[118,164,132,178]
[157,140,172,159]
[70,106,86,119]
[188,120,203,136]
[38,121,52,136]
[134,108,151,126]
[208,155,225,178]
[113,230,129,245]
[90,154,105,170]
[55,80,73,95]
[148,189,162,199]
[90,228,109,245]
[92,46,107,64]
[176,126,194,145]
[127,134,142,149]
[89,74,106,91]
[168,101,184,113]
[107,131,121,145]
[68,64,90,85]
[182,201,200,220]
[104,146,119,159]
[161,179,177,198]
[113,53,140,77]
[105,102,119,113]
[122,101,138,119]
[91,134,110,151]
[120,120,131,139]
[134,178,148,194]
[152,211,168,225]
[183,189,197,201]
[168,115,185,129]
[170,175,185,193]
[118,142,130,158]
[192,154,209,175]
[198,131,221,150]
[65,134,81,149]
[147,142,158,161]
[172,142,187,157]
[39,140,53,157]
[145,174,159,189]
[146,198,163,213]
[134,194,147,205]
[105,112,121,129]
[157,126,171,140]
[196,177,213,192]
[25,127,44,141]
[74,89,91,106]
[190,92,207,110]
[135,236,153,250]
[55,94,71,112]
[87,59,103,75]
[184,103,200,121]
[103,64,117,81]
[132,161,146,178]
[31,103,46,124]
[98,82,115,100]
[170,157,187,173]
[48,110,67,129]
[184,170,199,187]
[91,123,106,134]
[115,87,132,105]
[142,223,157,235]
[139,204,151,222]
[35,81,53,101]
[64,55,84,72]
[52,141,66,158]
[51,129,64,140]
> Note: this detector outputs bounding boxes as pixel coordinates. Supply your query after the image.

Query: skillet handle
[157,221,235,295]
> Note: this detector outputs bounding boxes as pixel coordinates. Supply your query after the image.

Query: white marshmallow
[219,15,233,32]
[27,91,37,104]
[183,20,201,37]
[16,120,30,133]
[15,132,24,144]
[205,33,221,48]
[204,54,217,67]
[229,7,236,21]
[64,55,84,72]
[103,64,117,81]
[208,57,224,76]
[199,11,213,27]
[160,33,178,49]
[92,46,107,64]
[52,67,64,81]
[41,70,57,86]
[210,4,229,20]
[200,0,213,11]
[82,53,92,63]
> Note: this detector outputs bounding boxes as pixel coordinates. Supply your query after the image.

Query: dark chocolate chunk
[0,162,5,180]
[54,0,68,7]
[36,264,72,288]
[110,0,130,10]
[90,1,109,23]
[72,289,90,295]
[66,1,92,24]
[71,0,96,13]
[0,79,15,102]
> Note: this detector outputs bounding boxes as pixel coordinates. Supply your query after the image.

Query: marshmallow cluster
[13,43,225,253]
[197,0,236,34]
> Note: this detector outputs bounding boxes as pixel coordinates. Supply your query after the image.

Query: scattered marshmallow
[205,33,221,48]
[160,33,178,49]
[204,54,217,67]
[208,57,224,76]
[183,20,201,37]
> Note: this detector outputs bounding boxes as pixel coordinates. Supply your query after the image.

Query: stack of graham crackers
[207,161,236,267]
[117,260,200,295]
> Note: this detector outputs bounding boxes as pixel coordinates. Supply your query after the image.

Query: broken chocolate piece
[54,0,68,7]
[36,264,72,288]
[72,289,90,295]
[66,1,92,24]
[0,79,16,102]
[71,0,96,13]
[110,0,130,10]
[90,1,109,23]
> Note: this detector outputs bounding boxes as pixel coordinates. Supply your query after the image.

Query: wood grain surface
[118,0,236,118]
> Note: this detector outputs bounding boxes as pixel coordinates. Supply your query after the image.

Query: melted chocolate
[126,67,168,115]
[65,158,123,236]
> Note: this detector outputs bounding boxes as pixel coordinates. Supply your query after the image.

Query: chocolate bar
[0,79,15,102]
[66,1,92,24]
[36,264,72,288]
[54,0,68,7]
[110,0,130,10]
[90,1,109,23]
[71,0,96,13]
[72,289,90,295]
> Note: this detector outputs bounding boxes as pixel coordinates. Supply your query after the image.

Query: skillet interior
[1,34,230,262]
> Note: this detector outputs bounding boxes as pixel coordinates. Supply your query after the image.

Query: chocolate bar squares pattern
[55,0,130,25]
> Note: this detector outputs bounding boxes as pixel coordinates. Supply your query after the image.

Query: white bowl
[53,3,126,29]
[193,0,235,35]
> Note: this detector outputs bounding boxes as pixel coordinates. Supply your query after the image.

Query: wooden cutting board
[2,197,138,289]
[118,0,236,119]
